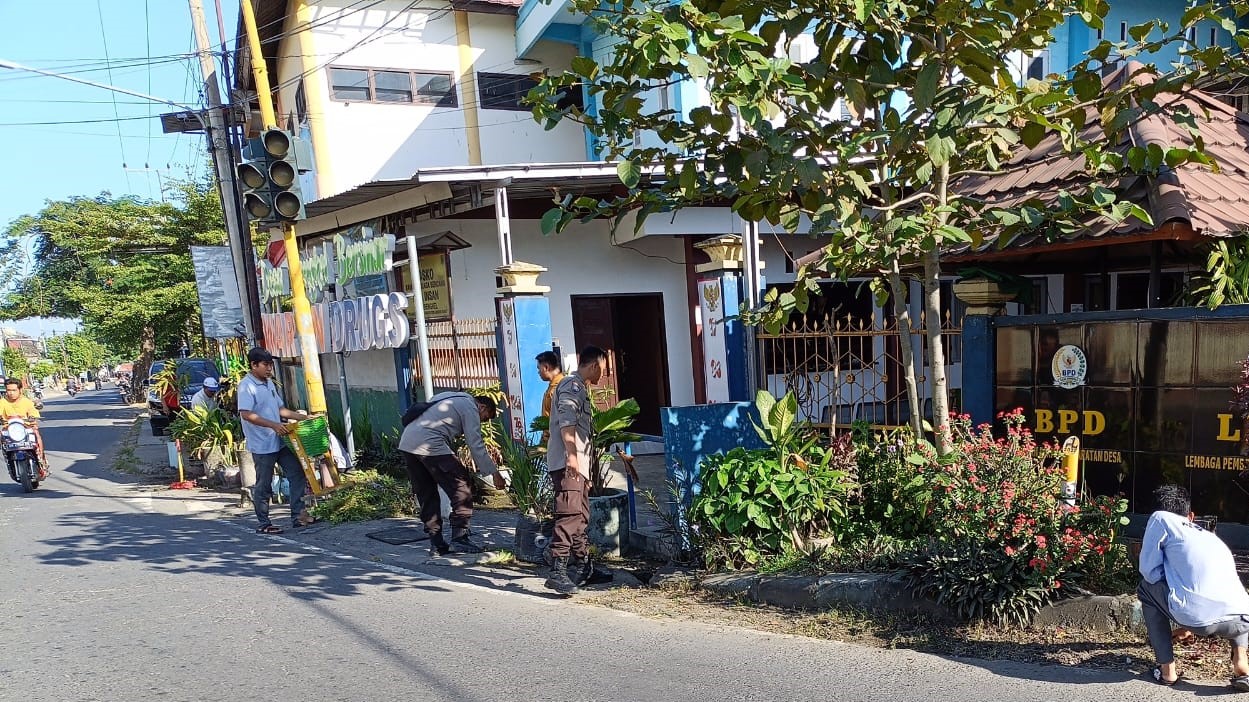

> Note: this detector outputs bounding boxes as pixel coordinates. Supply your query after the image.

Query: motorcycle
[3,418,42,493]
[67,385,78,398]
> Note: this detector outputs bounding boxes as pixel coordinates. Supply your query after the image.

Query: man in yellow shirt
[535,351,563,444]
[0,378,45,473]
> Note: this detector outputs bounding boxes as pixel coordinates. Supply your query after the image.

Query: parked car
[146,358,220,436]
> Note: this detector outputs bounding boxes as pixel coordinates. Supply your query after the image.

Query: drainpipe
[455,11,483,166]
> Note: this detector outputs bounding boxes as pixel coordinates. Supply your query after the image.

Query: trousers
[549,468,590,560]
[1139,577,1249,663]
[405,453,473,540]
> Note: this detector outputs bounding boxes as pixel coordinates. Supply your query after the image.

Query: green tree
[30,360,57,383]
[1,348,28,382]
[532,0,1245,451]
[0,178,225,383]
[45,333,108,377]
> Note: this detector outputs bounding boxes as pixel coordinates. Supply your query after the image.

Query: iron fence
[414,317,500,389]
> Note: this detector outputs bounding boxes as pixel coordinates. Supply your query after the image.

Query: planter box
[589,488,630,557]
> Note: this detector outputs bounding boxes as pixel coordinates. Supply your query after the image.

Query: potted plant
[169,405,243,480]
[500,428,553,563]
[587,397,642,556]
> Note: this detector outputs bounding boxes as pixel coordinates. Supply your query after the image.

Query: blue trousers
[251,447,307,528]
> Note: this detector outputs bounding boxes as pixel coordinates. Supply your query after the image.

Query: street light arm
[0,58,201,114]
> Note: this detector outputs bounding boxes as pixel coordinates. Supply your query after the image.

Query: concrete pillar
[496,262,553,440]
[694,236,753,402]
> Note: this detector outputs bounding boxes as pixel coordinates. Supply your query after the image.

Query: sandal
[294,513,321,528]
[1152,667,1182,686]
[1231,675,1249,692]
[256,524,284,534]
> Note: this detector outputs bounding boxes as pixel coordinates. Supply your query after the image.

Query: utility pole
[241,0,327,415]
[189,0,257,344]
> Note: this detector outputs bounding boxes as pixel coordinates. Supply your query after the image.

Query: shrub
[691,391,855,569]
[309,470,415,524]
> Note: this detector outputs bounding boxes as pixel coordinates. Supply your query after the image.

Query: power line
[95,0,132,191]
[144,0,154,171]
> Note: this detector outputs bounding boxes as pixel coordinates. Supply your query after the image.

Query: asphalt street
[0,389,1204,701]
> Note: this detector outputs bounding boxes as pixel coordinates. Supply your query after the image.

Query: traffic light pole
[241,0,327,414]
[189,0,256,344]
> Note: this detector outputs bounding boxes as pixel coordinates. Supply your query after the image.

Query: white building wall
[287,0,584,197]
[406,218,696,407]
[321,346,398,390]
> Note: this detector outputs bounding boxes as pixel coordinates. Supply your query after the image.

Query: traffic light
[236,128,311,223]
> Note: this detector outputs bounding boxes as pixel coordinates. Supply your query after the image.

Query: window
[374,70,413,103]
[295,80,309,125]
[478,72,584,112]
[1120,21,1128,42]
[478,72,539,111]
[327,66,456,106]
[1025,51,1049,81]
[329,67,370,101]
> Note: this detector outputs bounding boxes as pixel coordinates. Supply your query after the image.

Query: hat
[202,377,220,390]
[475,395,498,418]
[247,347,275,365]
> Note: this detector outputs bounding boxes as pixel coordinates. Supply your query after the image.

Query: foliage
[888,410,1131,624]
[530,0,1248,452]
[691,391,855,568]
[588,398,643,496]
[30,360,57,382]
[350,409,404,481]
[0,179,228,379]
[45,333,109,376]
[498,428,551,518]
[1190,237,1249,310]
[214,353,250,413]
[309,470,415,524]
[2,348,28,382]
[149,360,185,400]
[169,405,243,467]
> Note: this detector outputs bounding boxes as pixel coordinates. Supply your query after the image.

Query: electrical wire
[95,0,132,191]
[144,0,154,171]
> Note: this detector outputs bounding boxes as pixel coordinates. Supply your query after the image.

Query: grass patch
[110,416,144,474]
[310,470,416,524]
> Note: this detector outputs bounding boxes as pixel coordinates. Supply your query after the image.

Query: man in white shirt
[1138,484,1249,688]
[237,348,311,534]
[398,392,505,555]
[189,377,219,412]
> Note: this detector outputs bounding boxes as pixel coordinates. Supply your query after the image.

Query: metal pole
[742,219,761,393]
[494,187,513,266]
[333,285,355,459]
[218,40,264,343]
[189,0,255,343]
[239,0,276,129]
[405,235,435,401]
[0,59,197,110]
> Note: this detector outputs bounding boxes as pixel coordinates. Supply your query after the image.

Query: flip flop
[1230,675,1249,692]
[256,524,284,534]
[293,516,321,528]
[1152,667,1182,686]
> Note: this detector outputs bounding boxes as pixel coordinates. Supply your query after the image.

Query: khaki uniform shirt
[539,371,564,443]
[545,373,592,479]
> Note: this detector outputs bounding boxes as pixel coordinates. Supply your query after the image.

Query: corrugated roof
[955,62,1249,254]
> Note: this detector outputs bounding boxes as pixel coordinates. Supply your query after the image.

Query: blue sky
[0,1,237,336]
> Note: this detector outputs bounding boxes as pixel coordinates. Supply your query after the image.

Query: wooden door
[570,296,619,408]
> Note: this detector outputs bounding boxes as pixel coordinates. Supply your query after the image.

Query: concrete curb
[698,570,1143,631]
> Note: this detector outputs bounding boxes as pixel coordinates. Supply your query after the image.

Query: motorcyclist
[0,378,46,478]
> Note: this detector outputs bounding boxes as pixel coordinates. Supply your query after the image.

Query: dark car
[146,358,220,435]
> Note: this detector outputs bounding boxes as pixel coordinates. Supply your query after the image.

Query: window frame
[326,65,458,107]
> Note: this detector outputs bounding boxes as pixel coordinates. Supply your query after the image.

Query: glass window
[373,70,413,103]
[478,72,539,111]
[414,72,456,107]
[329,68,370,101]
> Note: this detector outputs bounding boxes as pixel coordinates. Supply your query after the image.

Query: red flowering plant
[901,409,1131,624]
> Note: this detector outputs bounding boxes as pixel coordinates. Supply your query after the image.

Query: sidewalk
[122,414,652,598]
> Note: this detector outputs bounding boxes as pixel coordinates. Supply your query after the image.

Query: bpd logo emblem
[1052,345,1087,390]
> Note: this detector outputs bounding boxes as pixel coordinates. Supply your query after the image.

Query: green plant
[1189,236,1249,310]
[588,398,642,496]
[169,405,243,467]
[2,348,29,382]
[691,390,855,569]
[309,469,415,524]
[903,540,1056,626]
[499,428,550,518]
[150,359,183,400]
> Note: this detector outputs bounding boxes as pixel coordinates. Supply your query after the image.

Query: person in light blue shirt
[1138,484,1249,689]
[238,347,311,534]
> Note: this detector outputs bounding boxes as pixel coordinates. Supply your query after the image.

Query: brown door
[571,294,671,436]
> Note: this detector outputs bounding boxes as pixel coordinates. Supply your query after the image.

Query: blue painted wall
[661,402,766,514]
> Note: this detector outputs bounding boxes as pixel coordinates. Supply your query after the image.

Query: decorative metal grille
[414,317,499,388]
[758,309,963,430]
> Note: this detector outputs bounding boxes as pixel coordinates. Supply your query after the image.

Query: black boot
[450,529,486,554]
[545,557,579,595]
[567,555,593,586]
[429,533,450,557]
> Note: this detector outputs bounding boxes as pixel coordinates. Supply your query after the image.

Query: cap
[475,395,498,418]
[202,377,220,390]
[247,347,275,365]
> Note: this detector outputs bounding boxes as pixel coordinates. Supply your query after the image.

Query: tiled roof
[955,62,1249,253]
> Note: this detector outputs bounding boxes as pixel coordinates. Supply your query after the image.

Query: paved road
[0,389,1202,701]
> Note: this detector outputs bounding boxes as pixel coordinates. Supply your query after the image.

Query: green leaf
[617,160,642,188]
[1020,122,1045,149]
[914,62,940,111]
[686,54,710,80]
[540,207,563,235]
[925,135,955,167]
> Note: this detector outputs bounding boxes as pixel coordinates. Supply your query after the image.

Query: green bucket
[283,416,330,457]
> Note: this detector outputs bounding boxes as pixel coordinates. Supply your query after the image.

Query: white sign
[698,280,730,403]
[190,246,245,339]
[497,298,526,440]
[1052,345,1088,390]
[261,292,410,359]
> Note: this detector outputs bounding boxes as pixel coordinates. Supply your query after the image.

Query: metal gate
[758,310,962,430]
[413,317,500,389]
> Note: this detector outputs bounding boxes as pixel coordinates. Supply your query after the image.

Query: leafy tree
[30,360,57,383]
[45,333,108,377]
[532,0,1248,451]
[0,178,225,384]
[1,347,28,382]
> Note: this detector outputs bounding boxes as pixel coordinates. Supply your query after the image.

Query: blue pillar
[962,314,995,425]
[496,265,553,441]
[394,344,413,408]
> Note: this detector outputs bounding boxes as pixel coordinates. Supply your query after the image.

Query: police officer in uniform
[544,346,607,595]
